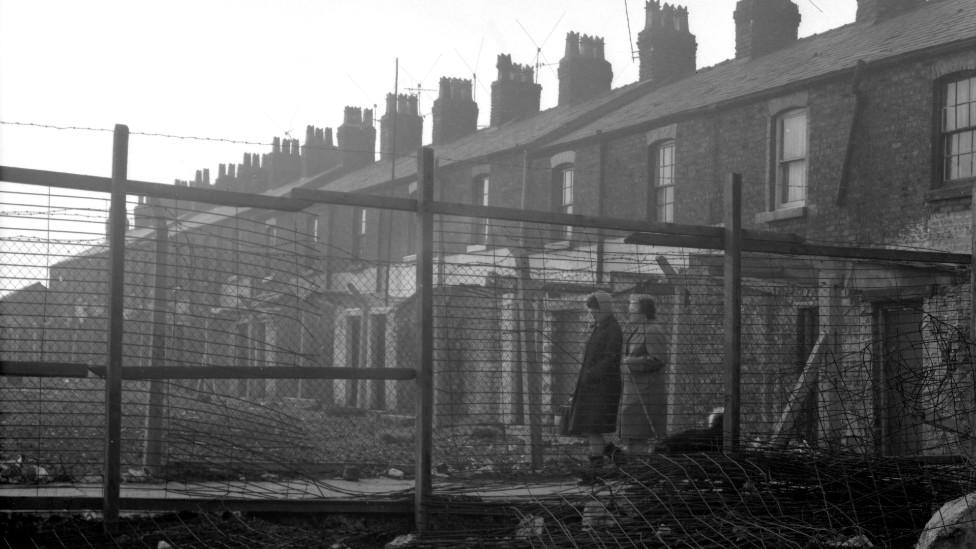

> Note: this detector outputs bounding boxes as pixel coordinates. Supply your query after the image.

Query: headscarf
[584,290,614,311]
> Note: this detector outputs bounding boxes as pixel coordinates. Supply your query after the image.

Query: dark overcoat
[567,314,623,435]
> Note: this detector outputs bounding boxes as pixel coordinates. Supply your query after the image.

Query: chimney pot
[856,0,923,22]
[558,32,613,105]
[490,54,541,127]
[638,1,697,84]
[433,76,478,145]
[565,32,579,57]
[734,0,801,59]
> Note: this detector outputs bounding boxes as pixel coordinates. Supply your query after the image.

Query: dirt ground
[3,510,414,549]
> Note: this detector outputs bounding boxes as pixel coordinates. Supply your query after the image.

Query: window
[650,140,675,223]
[309,214,319,243]
[942,73,976,182]
[405,182,417,257]
[351,208,367,259]
[551,164,574,241]
[471,175,490,245]
[265,223,279,247]
[774,109,808,208]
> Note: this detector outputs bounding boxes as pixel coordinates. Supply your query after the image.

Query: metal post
[723,173,742,453]
[518,149,543,469]
[144,206,168,471]
[414,146,434,533]
[104,124,128,527]
[971,183,976,353]
[969,185,976,459]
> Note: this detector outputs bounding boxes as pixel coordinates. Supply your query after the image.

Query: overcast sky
[0,0,857,187]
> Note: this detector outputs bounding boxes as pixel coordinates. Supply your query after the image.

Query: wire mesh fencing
[426,212,975,478]
[3,162,976,546]
[1,186,420,498]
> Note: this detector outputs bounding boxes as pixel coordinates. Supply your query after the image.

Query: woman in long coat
[566,291,623,469]
[618,294,667,454]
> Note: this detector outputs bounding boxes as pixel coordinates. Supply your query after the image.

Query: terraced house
[8,0,975,458]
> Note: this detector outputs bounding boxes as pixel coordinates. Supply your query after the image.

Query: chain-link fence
[428,212,976,470]
[3,148,976,541]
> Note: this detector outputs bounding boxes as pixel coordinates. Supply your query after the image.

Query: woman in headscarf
[618,294,668,454]
[565,291,623,476]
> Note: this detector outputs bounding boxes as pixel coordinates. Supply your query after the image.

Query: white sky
[0,0,857,186]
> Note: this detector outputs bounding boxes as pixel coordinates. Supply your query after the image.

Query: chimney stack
[380,93,424,160]
[490,54,541,127]
[558,32,613,106]
[337,106,376,170]
[637,1,697,85]
[856,0,923,23]
[432,77,479,145]
[734,0,801,59]
[301,125,339,177]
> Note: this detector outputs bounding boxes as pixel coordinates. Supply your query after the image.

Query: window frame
[551,163,574,242]
[471,174,490,246]
[773,107,809,210]
[404,182,418,258]
[649,139,676,223]
[938,71,976,185]
[351,207,367,259]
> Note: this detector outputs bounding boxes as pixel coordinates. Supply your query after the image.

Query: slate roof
[309,0,975,195]
[313,79,655,193]
[550,0,976,147]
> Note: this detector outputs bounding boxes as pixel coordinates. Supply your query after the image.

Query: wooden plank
[626,230,971,265]
[0,362,89,377]
[432,200,726,238]
[741,238,971,265]
[290,187,417,212]
[724,173,742,453]
[415,146,435,533]
[104,124,128,528]
[0,496,412,515]
[0,362,415,380]
[770,333,827,449]
[0,166,310,211]
[96,365,417,380]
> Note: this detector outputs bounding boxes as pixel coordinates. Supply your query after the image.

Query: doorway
[874,301,925,456]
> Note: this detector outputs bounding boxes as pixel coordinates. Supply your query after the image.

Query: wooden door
[875,302,924,456]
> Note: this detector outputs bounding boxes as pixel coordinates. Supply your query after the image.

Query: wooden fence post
[104,124,128,528]
[723,173,742,453]
[415,146,434,533]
